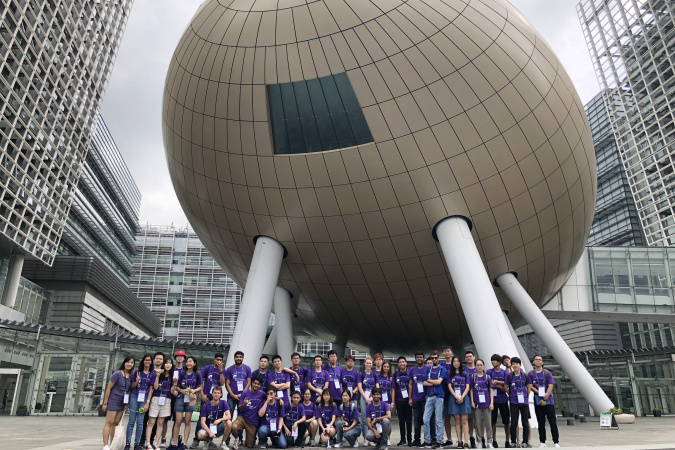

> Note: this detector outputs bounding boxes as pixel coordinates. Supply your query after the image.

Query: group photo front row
[100,346,561,450]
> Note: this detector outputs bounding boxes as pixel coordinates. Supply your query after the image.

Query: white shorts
[149,396,172,418]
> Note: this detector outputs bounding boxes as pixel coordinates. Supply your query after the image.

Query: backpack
[471,373,492,388]
[528,369,549,392]
[339,403,356,421]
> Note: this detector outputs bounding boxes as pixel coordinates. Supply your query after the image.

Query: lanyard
[210,402,222,422]
[397,372,408,385]
[372,403,383,418]
[288,405,300,421]
[364,372,374,388]
[313,371,325,386]
[233,365,246,380]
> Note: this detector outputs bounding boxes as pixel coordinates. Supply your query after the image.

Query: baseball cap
[175,350,186,357]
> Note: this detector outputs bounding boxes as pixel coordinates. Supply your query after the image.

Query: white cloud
[100,0,600,227]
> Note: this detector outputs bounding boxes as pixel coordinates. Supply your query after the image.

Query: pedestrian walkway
[1,415,673,450]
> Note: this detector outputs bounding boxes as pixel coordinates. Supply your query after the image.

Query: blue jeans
[126,392,146,444]
[423,396,444,444]
[227,397,243,442]
[258,425,287,448]
[195,420,226,438]
[336,421,361,446]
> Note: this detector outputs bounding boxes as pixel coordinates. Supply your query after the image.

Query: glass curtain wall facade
[578,0,675,246]
[586,91,645,245]
[131,225,242,343]
[0,0,133,263]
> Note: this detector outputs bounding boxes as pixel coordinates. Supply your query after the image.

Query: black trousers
[292,422,309,446]
[534,404,559,444]
[396,401,412,442]
[412,400,425,442]
[509,404,529,443]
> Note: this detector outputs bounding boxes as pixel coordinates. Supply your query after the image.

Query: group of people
[100,347,560,450]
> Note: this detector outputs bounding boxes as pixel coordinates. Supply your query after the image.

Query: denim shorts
[174,395,196,413]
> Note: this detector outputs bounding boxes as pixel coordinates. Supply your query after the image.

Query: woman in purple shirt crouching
[102,356,135,450]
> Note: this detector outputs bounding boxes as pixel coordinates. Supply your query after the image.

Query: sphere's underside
[163,0,597,353]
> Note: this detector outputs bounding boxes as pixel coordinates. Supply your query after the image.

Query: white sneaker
[335,444,341,448]
[161,439,167,448]
[539,444,546,448]
[220,444,229,450]
[103,446,111,450]
[232,438,239,450]
[554,445,560,448]
[353,443,359,448]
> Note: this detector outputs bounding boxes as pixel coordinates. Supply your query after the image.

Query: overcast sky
[100,0,600,228]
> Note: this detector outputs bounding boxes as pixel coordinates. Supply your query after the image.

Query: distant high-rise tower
[0,0,133,266]
[578,0,675,246]
[585,91,645,246]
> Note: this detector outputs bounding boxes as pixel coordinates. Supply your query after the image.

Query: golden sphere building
[163,0,612,412]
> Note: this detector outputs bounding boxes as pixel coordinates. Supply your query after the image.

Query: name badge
[184,393,190,403]
[478,393,486,403]
[348,386,353,393]
[137,392,145,403]
[376,423,382,433]
[416,382,424,393]
[517,392,525,404]
[210,424,218,434]
[237,380,244,391]
[270,421,277,432]
[173,372,179,381]
[159,395,166,406]
[334,379,340,389]
[364,390,371,399]
[401,388,408,399]
[382,392,388,402]
[277,391,283,399]
[538,386,545,397]
[292,427,298,437]
[124,393,129,404]
[454,389,461,397]
[295,385,301,392]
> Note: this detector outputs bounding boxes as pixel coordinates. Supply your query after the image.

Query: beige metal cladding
[162,0,597,353]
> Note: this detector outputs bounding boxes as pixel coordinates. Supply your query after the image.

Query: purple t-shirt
[226,364,252,396]
[341,369,361,395]
[252,369,270,391]
[179,371,203,390]
[152,374,173,398]
[260,400,284,429]
[531,370,555,405]
[487,368,509,404]
[393,370,410,402]
[325,365,343,400]
[307,369,328,402]
[132,370,156,396]
[470,373,492,408]
[465,366,477,377]
[301,401,316,419]
[110,371,131,401]
[316,404,338,425]
[268,370,291,403]
[360,371,378,395]
[238,388,266,424]
[284,403,305,426]
[338,402,359,424]
[378,375,393,403]
[506,372,531,405]
[202,365,224,397]
[365,401,390,422]
[408,366,427,402]
[201,399,230,426]
[448,372,469,398]
[288,366,309,395]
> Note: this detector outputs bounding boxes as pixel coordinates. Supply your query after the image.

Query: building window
[268,73,373,154]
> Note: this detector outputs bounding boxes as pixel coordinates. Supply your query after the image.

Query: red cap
[175,350,186,357]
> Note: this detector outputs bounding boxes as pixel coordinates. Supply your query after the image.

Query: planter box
[17,409,28,416]
[614,414,635,424]
[653,411,662,417]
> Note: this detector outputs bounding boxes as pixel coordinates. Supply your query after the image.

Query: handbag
[109,413,128,450]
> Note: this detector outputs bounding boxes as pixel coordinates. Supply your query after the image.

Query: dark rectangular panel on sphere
[268,72,374,154]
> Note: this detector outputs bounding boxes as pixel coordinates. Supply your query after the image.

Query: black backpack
[471,373,492,388]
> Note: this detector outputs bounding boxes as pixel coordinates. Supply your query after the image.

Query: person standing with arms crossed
[393,356,412,447]
[422,350,446,449]
[439,346,454,448]
[487,355,510,449]
[407,351,427,448]
[464,352,477,449]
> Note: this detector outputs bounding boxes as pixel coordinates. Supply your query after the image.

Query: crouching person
[196,386,232,449]
[283,391,308,447]
[336,390,361,447]
[365,389,391,450]
[258,386,287,449]
[232,376,266,449]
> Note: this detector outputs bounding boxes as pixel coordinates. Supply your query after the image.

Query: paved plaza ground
[1,415,673,450]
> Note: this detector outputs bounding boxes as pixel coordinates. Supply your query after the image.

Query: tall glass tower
[578,0,675,246]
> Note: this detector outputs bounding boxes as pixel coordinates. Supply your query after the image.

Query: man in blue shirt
[422,350,446,448]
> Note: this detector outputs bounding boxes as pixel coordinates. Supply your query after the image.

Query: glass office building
[585,91,646,245]
[131,225,243,343]
[578,0,675,246]
[0,0,133,264]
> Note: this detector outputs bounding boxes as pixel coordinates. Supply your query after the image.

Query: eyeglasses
[431,357,439,360]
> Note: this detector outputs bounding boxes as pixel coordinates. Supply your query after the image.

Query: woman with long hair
[102,356,135,450]
[172,356,202,446]
[145,357,174,450]
[127,354,154,450]
[357,357,379,442]
[317,388,337,447]
[449,356,472,448]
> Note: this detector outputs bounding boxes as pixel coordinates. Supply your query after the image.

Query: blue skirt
[448,398,474,416]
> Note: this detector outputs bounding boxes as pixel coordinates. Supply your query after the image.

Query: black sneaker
[444,442,453,448]
[134,444,143,450]
[424,443,433,449]
[510,443,518,449]
[481,439,485,448]
[124,445,130,450]
[492,442,498,448]
[504,442,510,449]
[412,440,422,448]
[398,441,406,446]
[408,440,414,447]
[469,437,476,449]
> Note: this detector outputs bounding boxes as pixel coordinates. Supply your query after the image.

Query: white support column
[504,312,533,373]
[1,254,25,308]
[496,272,614,414]
[434,217,520,359]
[226,236,285,368]
[262,326,278,355]
[274,287,293,364]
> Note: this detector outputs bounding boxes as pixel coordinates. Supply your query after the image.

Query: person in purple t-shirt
[225,350,252,446]
[102,356,135,450]
[464,351,478,448]
[231,376,266,449]
[300,388,319,445]
[341,355,361,399]
[469,359,494,448]
[336,390,361,447]
[407,351,427,447]
[325,350,343,402]
[357,357,379,440]
[487,353,510,447]
[439,345,454,448]
[393,356,412,446]
[316,389,338,447]
[307,355,329,404]
[365,388,391,449]
[258,386,288,449]
[285,352,309,397]
[268,355,291,405]
[505,357,532,448]
[530,355,559,447]
[252,356,271,393]
[126,354,154,448]
[196,386,232,447]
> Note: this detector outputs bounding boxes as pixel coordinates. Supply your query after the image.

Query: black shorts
[491,402,510,425]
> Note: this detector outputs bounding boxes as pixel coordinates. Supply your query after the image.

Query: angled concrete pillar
[274,287,293,365]
[433,217,520,360]
[226,236,285,368]
[263,326,278,355]
[1,254,25,308]
[496,272,614,413]
[504,312,533,373]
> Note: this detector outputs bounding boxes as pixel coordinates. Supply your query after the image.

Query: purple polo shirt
[267,370,291,403]
[470,373,492,408]
[225,364,252,396]
[201,399,230,426]
[393,370,410,402]
[408,366,427,402]
[325,365,343,400]
[307,369,328,402]
[152,375,173,398]
[531,369,555,405]
[506,372,531,405]
[487,368,509,404]
[238,388,266,424]
[341,369,361,395]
